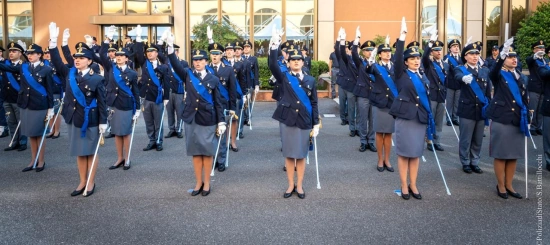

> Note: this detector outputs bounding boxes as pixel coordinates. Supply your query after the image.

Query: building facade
[0,0,546,63]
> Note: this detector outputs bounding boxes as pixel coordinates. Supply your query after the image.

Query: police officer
[301,45,312,74]
[166,33,225,196]
[423,33,448,152]
[101,27,140,170]
[59,29,102,76]
[329,47,340,100]
[444,39,463,126]
[487,38,528,199]
[42,47,65,139]
[222,42,246,151]
[0,46,8,138]
[454,43,492,174]
[232,41,251,139]
[243,39,260,100]
[0,41,28,151]
[165,43,188,139]
[485,45,500,71]
[526,40,547,136]
[352,37,376,152]
[268,27,319,199]
[134,25,170,151]
[48,22,107,197]
[334,28,358,137]
[537,45,550,171]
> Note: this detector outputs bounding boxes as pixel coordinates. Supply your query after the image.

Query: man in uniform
[444,39,463,126]
[301,45,312,74]
[485,45,499,71]
[164,44,188,139]
[242,39,260,101]
[0,46,8,138]
[234,41,252,128]
[329,47,339,100]
[526,40,547,136]
[355,40,376,152]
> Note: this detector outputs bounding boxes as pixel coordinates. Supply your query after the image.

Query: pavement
[0,98,548,244]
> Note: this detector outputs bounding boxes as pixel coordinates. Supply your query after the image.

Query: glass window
[222,0,250,14]
[254,0,281,13]
[224,15,250,38]
[286,0,313,13]
[254,8,279,35]
[7,0,31,44]
[7,0,31,15]
[446,0,462,42]
[127,0,148,14]
[420,0,437,44]
[103,26,122,45]
[190,0,218,15]
[286,14,313,54]
[127,25,149,42]
[102,0,123,14]
[151,0,172,14]
[510,0,526,37]
[486,0,500,37]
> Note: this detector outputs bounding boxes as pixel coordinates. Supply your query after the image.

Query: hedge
[257,57,329,89]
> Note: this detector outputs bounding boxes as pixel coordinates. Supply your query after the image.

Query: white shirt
[291,71,304,80]
[381,61,391,70]
[12,59,21,65]
[79,68,90,77]
[211,62,221,71]
[150,60,158,69]
[195,69,207,79]
[31,60,41,69]
[118,65,127,72]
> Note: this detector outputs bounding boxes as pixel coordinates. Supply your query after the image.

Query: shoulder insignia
[89,69,94,75]
[40,62,44,66]
[18,60,22,64]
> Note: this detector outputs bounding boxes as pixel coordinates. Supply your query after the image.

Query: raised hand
[107,25,116,40]
[500,37,514,59]
[49,22,59,41]
[465,36,473,46]
[385,34,390,45]
[135,25,142,42]
[84,34,93,46]
[401,17,407,35]
[207,25,213,42]
[17,40,26,51]
[354,26,361,45]
[340,28,346,41]
[166,32,174,46]
[62,29,70,46]
[430,30,438,42]
[368,47,378,63]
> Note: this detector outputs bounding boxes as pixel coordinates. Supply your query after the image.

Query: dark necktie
[213,65,218,75]
[194,71,200,79]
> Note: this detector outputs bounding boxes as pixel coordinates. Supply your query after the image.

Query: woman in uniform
[389,18,436,200]
[268,27,320,199]
[166,33,225,197]
[43,47,64,139]
[100,31,140,170]
[487,38,528,199]
[48,23,107,197]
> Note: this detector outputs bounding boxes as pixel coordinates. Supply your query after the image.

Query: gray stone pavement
[0,98,548,244]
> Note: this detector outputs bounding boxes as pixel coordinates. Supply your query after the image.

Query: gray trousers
[0,97,7,127]
[459,118,485,166]
[142,100,164,144]
[357,97,375,144]
[216,117,230,165]
[529,92,543,131]
[3,102,26,145]
[543,117,550,166]
[430,101,445,144]
[338,85,348,121]
[330,68,339,98]
[339,87,357,131]
[445,88,460,122]
[167,92,185,132]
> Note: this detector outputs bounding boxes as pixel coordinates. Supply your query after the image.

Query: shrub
[514,3,549,65]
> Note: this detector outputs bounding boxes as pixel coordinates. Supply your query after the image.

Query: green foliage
[372,35,385,46]
[257,57,330,90]
[516,3,550,65]
[191,21,242,51]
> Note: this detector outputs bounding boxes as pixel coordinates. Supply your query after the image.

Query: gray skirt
[373,107,395,133]
[490,121,525,159]
[280,123,310,159]
[184,118,217,156]
[110,108,133,136]
[67,123,100,156]
[20,108,47,137]
[394,117,426,158]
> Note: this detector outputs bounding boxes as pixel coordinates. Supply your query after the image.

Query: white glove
[163,100,169,106]
[207,25,214,44]
[312,124,320,137]
[160,29,169,42]
[217,123,226,135]
[270,26,283,49]
[430,30,438,42]
[354,26,361,45]
[107,25,116,40]
[229,110,236,117]
[385,34,390,45]
[465,36,473,46]
[166,33,175,54]
[62,29,70,46]
[368,48,378,63]
[535,51,545,59]
[254,85,259,93]
[462,74,473,84]
[135,25,142,42]
[399,17,407,41]
[47,108,54,120]
[340,28,347,42]
[49,22,59,41]
[17,40,26,51]
[99,124,108,134]
[500,37,514,59]
[85,34,93,46]
[242,96,247,105]
[336,27,343,41]
[133,111,140,120]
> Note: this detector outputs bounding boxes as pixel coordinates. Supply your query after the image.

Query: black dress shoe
[384,164,394,172]
[201,187,211,196]
[341,120,347,125]
[297,190,305,199]
[165,131,176,138]
[427,143,434,152]
[156,144,163,151]
[143,142,156,151]
[70,188,84,196]
[409,185,422,199]
[239,132,244,139]
[22,166,33,172]
[462,165,473,173]
[177,132,183,138]
[123,161,131,170]
[377,166,385,172]
[218,163,226,172]
[506,188,523,199]
[452,120,460,126]
[5,144,20,151]
[51,132,61,139]
[530,130,538,136]
[109,160,125,170]
[229,145,239,152]
[471,165,483,174]
[401,189,410,200]
[283,191,293,198]
[359,143,367,152]
[446,121,452,126]
[104,133,115,139]
[355,130,360,136]
[349,131,355,137]
[17,144,27,151]
[84,184,95,197]
[496,185,508,199]
[0,130,9,138]
[191,184,204,196]
[368,143,377,152]
[244,120,250,126]
[434,144,444,151]
[536,129,543,135]
[36,162,46,172]
[46,133,54,138]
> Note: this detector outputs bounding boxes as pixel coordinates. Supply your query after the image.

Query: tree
[514,3,550,65]
[191,21,243,51]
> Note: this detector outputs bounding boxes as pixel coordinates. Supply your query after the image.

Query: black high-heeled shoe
[229,144,239,152]
[35,162,46,172]
[384,162,394,172]
[123,160,131,170]
[496,185,508,199]
[202,187,211,196]
[191,183,203,196]
[70,188,84,196]
[84,184,95,197]
[109,159,125,170]
[409,185,422,199]
[401,188,410,200]
[297,189,306,199]
[22,166,34,172]
[506,188,522,199]
[51,132,61,139]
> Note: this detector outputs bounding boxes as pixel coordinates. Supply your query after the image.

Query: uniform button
[295,109,299,112]
[297,101,300,104]
[512,108,515,111]
[116,87,119,90]
[386,88,389,90]
[115,94,118,96]
[27,94,29,96]
[476,104,478,106]
[73,107,76,109]
[73,99,76,102]
[195,108,198,111]
[512,100,516,103]
[28,87,30,89]
[196,99,199,102]
[415,104,418,107]
[386,95,388,97]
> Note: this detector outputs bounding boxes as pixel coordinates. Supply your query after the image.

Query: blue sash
[205,65,229,101]
[187,69,213,105]
[5,60,20,92]
[278,60,288,73]
[362,60,376,81]
[44,60,64,99]
[69,67,97,138]
[447,55,459,67]
[535,59,550,68]
[145,60,163,104]
[112,64,136,114]
[501,70,530,137]
[432,61,446,84]
[284,72,312,116]
[374,64,398,97]
[168,62,184,94]
[21,63,47,96]
[407,70,436,140]
[222,59,243,97]
[459,66,489,125]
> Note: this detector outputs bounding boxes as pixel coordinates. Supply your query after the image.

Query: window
[7,0,32,45]
[446,0,462,42]
[151,0,171,14]
[102,0,172,15]
[127,0,147,14]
